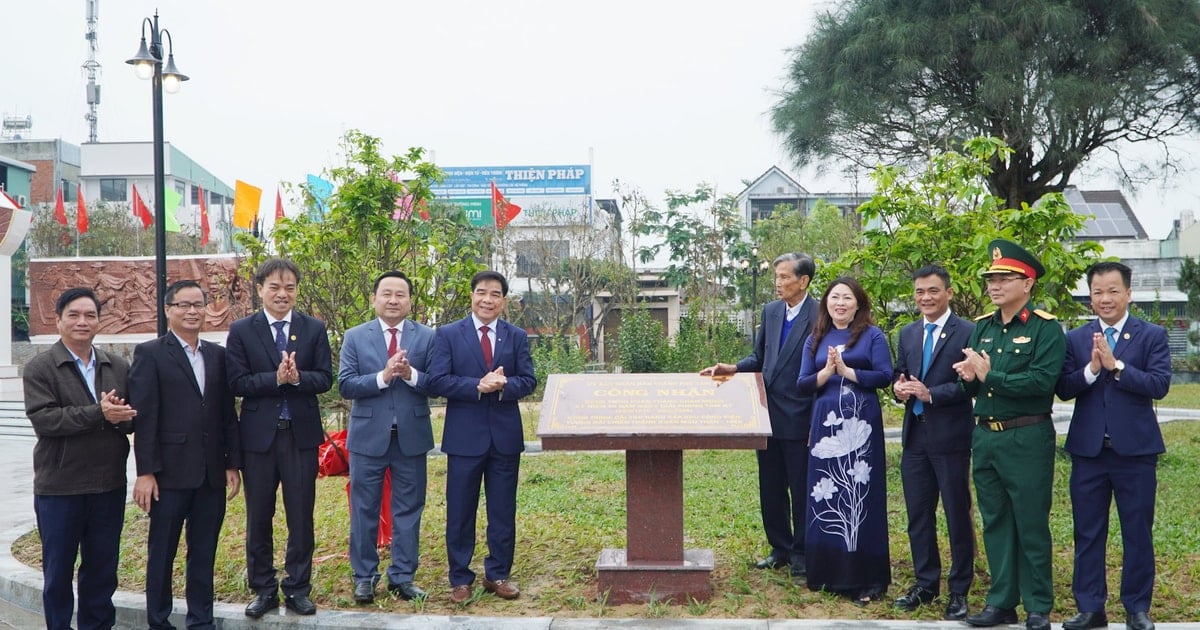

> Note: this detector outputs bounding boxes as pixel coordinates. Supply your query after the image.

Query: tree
[236,130,488,365]
[772,0,1200,209]
[1178,256,1200,317]
[823,137,1103,330]
[635,184,745,323]
[26,201,212,258]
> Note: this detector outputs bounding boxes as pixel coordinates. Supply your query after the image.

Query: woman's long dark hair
[808,276,876,357]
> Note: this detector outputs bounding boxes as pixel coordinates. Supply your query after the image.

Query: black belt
[976,413,1051,432]
[391,426,398,434]
[1102,437,1114,449]
[276,419,291,430]
[913,413,927,422]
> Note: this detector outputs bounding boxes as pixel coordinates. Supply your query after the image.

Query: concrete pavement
[1,408,1199,628]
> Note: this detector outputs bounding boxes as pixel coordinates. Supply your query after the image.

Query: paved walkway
[2,406,1199,628]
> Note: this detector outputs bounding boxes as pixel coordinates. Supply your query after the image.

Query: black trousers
[901,422,975,595]
[757,436,809,565]
[242,428,318,598]
[145,483,227,629]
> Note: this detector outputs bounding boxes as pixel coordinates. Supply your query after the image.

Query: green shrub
[616,307,666,373]
[531,334,589,400]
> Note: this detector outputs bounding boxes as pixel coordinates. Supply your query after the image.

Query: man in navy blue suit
[339,270,435,603]
[226,258,332,618]
[1056,261,1170,630]
[427,270,536,604]
[892,265,976,620]
[700,252,816,580]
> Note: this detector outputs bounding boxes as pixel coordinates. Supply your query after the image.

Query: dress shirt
[171,331,205,394]
[920,310,952,405]
[65,346,98,402]
[785,295,808,321]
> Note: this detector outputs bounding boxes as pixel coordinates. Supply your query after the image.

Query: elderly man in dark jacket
[24,287,137,630]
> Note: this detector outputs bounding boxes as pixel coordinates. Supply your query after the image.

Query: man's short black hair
[373,270,414,295]
[55,287,101,317]
[912,264,952,289]
[1086,261,1132,289]
[164,279,204,305]
[471,270,509,296]
[254,257,301,286]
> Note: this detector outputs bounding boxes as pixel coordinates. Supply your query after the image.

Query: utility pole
[83,0,102,143]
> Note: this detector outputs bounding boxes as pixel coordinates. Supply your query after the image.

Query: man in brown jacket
[24,287,137,630]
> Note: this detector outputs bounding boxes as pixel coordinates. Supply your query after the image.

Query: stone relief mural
[28,256,253,336]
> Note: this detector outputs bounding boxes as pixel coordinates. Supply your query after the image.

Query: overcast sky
[5,0,1195,239]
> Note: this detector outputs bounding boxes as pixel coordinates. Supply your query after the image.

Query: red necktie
[387,327,398,358]
[479,325,492,369]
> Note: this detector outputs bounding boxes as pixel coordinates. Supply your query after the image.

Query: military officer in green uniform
[953,239,1065,630]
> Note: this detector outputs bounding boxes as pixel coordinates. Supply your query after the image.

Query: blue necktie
[273,321,291,419]
[914,322,936,415]
[1105,326,1118,351]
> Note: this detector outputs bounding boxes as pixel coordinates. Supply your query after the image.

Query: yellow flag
[233,180,262,229]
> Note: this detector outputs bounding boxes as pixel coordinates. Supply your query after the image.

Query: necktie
[914,322,937,415]
[480,325,493,369]
[1105,326,1118,351]
[273,321,291,419]
[387,327,399,358]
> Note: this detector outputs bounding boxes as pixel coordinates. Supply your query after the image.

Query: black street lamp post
[126,11,188,336]
[740,244,769,328]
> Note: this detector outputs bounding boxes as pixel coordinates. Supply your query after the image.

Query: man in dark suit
[226,258,333,618]
[427,270,536,604]
[338,271,435,603]
[130,280,242,630]
[24,287,136,630]
[1056,261,1170,630]
[700,252,816,579]
[892,265,976,620]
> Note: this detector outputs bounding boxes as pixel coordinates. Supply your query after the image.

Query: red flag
[490,181,521,229]
[132,184,153,229]
[275,188,284,221]
[198,186,210,246]
[53,188,67,226]
[76,185,88,233]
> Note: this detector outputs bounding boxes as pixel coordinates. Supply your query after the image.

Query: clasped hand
[276,351,301,385]
[894,373,930,403]
[100,389,135,424]
[1089,332,1117,373]
[383,348,412,382]
[478,365,507,394]
[953,348,990,382]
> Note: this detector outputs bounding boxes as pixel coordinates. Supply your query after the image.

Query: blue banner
[432,165,591,198]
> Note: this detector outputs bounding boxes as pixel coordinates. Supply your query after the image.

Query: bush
[616,307,666,373]
[661,312,751,372]
[530,335,589,400]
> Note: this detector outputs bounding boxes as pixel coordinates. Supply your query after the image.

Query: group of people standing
[704,239,1169,630]
[24,258,535,629]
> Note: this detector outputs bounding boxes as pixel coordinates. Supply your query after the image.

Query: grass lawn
[14,416,1200,621]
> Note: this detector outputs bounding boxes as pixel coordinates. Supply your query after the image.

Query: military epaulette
[1033,309,1056,320]
[974,311,994,321]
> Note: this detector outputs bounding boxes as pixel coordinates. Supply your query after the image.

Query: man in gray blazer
[701,253,816,579]
[338,271,435,603]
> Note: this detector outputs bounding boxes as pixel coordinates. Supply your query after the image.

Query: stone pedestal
[538,373,769,605]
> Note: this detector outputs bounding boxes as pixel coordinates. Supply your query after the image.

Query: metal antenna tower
[83,0,102,142]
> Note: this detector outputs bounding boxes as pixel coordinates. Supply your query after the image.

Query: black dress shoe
[1063,611,1108,629]
[944,592,969,620]
[1026,612,1050,630]
[387,581,428,600]
[244,593,278,618]
[353,581,374,603]
[965,605,1018,627]
[284,594,317,615]
[789,561,806,578]
[1126,611,1155,630]
[893,585,938,611]
[754,554,787,570]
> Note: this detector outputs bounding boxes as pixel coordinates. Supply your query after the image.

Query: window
[515,240,569,276]
[99,178,127,202]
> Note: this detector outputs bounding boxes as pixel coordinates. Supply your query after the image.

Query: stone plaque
[537,372,770,451]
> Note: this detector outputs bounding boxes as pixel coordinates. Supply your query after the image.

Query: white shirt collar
[785,294,808,320]
[265,311,293,327]
[1099,312,1129,334]
[924,310,952,330]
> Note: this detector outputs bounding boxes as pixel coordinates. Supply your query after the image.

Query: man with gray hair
[701,253,817,579]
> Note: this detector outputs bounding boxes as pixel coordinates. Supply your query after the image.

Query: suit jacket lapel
[253,311,282,366]
[200,341,221,400]
[926,316,953,368]
[461,317,489,372]
[762,302,783,374]
[164,334,203,398]
[1115,317,1138,360]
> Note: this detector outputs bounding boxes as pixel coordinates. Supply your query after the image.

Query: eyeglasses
[167,301,206,311]
[985,275,1025,286]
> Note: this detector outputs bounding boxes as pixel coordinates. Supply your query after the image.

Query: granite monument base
[596,548,714,604]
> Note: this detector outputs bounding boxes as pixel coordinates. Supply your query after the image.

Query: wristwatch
[1112,360,1125,380]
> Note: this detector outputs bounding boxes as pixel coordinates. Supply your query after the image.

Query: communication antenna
[83,0,102,142]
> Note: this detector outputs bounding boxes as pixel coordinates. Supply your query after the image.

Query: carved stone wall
[28,255,252,336]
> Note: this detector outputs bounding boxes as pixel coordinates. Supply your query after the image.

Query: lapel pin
[1123,333,1130,340]
[940,333,946,338]
[290,335,297,341]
